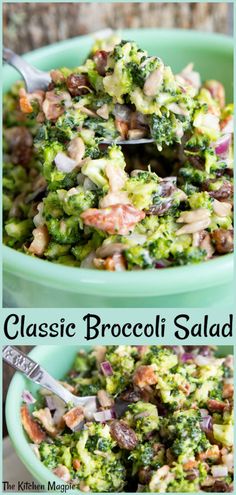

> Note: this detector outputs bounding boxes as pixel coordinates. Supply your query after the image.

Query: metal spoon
[3,46,51,93]
[3,46,154,145]
[3,346,97,420]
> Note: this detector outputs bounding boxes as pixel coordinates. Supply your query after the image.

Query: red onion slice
[181,353,194,362]
[22,390,36,404]
[101,361,113,376]
[200,415,213,433]
[212,465,228,478]
[155,259,172,269]
[93,408,116,422]
[214,134,231,158]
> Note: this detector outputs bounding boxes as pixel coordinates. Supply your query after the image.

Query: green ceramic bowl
[5,345,233,491]
[3,29,234,308]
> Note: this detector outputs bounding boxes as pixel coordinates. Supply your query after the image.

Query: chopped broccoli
[46,217,81,244]
[62,187,97,216]
[5,218,33,242]
[124,245,153,269]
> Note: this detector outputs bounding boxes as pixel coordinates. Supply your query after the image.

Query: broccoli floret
[5,218,33,242]
[150,112,183,150]
[43,191,64,220]
[125,171,160,210]
[55,109,86,140]
[75,426,126,492]
[162,409,210,462]
[62,187,97,216]
[213,424,233,447]
[127,56,161,88]
[3,164,28,193]
[129,440,164,475]
[73,349,96,374]
[42,141,64,181]
[76,379,101,397]
[82,144,126,188]
[146,346,178,370]
[149,237,172,260]
[39,442,60,470]
[166,462,207,493]
[72,242,94,263]
[188,191,213,211]
[103,42,137,103]
[124,245,153,269]
[46,217,81,244]
[3,193,13,212]
[174,247,207,266]
[125,401,159,438]
[103,346,137,395]
[84,117,118,140]
[44,242,71,259]
[60,446,72,469]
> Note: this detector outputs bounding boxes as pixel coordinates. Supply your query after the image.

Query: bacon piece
[183,460,198,471]
[198,445,220,461]
[222,383,234,399]
[63,406,84,431]
[19,88,45,114]
[207,399,228,412]
[133,365,158,389]
[33,407,57,435]
[28,225,49,257]
[53,465,71,482]
[42,90,71,120]
[21,405,46,444]
[81,204,145,235]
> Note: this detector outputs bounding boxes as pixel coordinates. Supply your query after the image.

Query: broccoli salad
[21,345,233,492]
[3,35,234,270]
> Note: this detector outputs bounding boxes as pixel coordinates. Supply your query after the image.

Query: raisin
[211,229,234,254]
[147,200,172,216]
[110,420,138,450]
[66,74,90,96]
[5,126,33,166]
[138,468,152,484]
[93,50,108,76]
[213,481,230,493]
[188,155,205,170]
[133,365,158,388]
[203,179,233,200]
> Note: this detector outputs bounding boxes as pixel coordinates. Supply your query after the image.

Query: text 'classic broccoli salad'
[21,346,233,492]
[3,35,234,270]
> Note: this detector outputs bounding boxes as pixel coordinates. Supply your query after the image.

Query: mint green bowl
[3,29,234,308]
[6,345,233,491]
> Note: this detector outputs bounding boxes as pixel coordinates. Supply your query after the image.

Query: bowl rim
[3,245,234,296]
[3,28,234,297]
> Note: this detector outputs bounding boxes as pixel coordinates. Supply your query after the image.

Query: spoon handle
[3,46,51,92]
[3,345,79,405]
[3,46,36,80]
